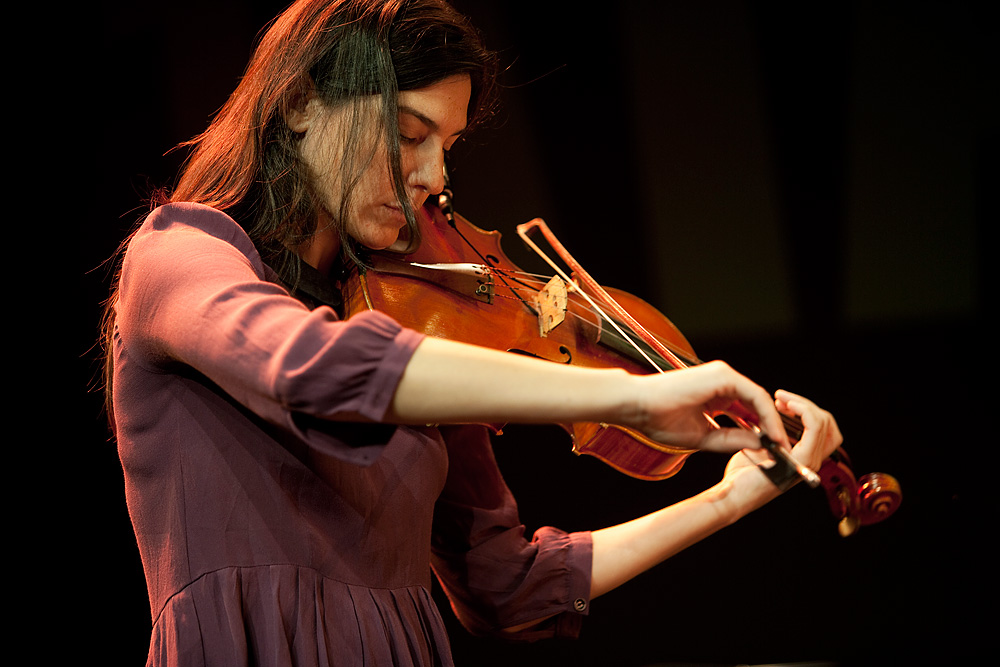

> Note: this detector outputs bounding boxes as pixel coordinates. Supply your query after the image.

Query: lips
[382,204,410,229]
[384,199,421,219]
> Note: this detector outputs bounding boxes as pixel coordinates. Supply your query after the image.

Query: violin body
[341,204,901,532]
[341,205,698,480]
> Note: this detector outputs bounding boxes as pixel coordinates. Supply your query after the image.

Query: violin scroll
[819,452,902,537]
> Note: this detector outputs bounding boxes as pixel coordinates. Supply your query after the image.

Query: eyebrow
[398,105,466,137]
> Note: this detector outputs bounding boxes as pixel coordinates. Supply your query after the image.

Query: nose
[408,144,447,197]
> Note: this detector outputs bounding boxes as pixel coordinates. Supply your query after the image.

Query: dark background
[67,1,992,665]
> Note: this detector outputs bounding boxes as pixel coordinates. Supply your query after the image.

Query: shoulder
[127,202,267,278]
[140,202,260,259]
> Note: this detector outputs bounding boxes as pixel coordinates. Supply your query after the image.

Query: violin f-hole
[507,346,573,365]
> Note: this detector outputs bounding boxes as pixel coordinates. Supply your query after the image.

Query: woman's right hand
[628,360,790,454]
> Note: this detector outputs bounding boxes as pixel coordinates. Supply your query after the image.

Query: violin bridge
[534,275,568,337]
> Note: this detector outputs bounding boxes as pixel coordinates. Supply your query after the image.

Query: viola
[341,201,901,536]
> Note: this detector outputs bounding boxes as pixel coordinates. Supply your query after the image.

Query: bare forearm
[387,337,782,455]
[589,465,779,598]
[387,336,637,427]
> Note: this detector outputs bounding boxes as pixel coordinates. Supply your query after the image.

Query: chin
[386,236,412,253]
[351,212,407,251]
[357,228,407,251]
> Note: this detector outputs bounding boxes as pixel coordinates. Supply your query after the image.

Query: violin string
[443,221,542,314]
[486,271,632,348]
[487,269,671,362]
[487,266,807,437]
[488,267,701,369]
[439,217,666,368]
[437,220,808,433]
[439,220,826,484]
[511,234,675,374]
[415,255,807,440]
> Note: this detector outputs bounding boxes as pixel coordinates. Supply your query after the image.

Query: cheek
[298,132,325,176]
[356,154,397,204]
[299,130,346,207]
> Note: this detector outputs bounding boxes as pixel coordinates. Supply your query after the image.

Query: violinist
[105,1,843,665]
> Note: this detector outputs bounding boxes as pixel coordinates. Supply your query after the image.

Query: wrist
[607,370,647,429]
[706,464,781,526]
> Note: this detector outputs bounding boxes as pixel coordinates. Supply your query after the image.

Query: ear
[285,86,321,133]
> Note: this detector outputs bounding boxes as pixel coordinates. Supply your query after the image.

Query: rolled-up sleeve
[430,425,593,641]
[115,203,424,464]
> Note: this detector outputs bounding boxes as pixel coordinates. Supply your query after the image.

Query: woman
[107,1,842,665]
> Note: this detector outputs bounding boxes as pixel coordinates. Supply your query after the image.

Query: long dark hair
[102,0,496,426]
[174,0,496,273]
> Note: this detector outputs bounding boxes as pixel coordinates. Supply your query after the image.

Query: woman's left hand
[589,389,842,600]
[774,388,843,471]
[721,389,843,512]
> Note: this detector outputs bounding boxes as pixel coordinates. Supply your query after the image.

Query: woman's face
[294,74,471,254]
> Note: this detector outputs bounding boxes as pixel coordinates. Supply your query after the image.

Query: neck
[296,215,342,275]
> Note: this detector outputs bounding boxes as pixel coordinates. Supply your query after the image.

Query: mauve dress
[113,203,592,666]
